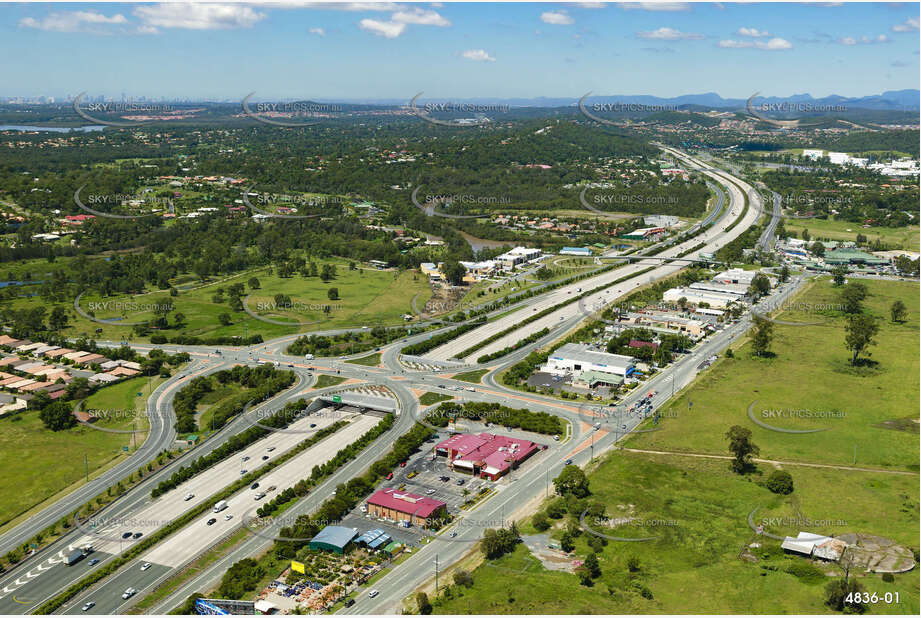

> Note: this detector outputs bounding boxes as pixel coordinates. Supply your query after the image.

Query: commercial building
[543,343,635,378]
[643,215,679,227]
[308,525,359,554]
[435,433,542,481]
[496,246,542,270]
[622,227,666,241]
[366,489,447,528]
[712,268,758,286]
[355,528,392,551]
[688,281,749,298]
[621,312,709,338]
[662,287,741,309]
[572,370,623,389]
[560,247,592,257]
[459,260,498,282]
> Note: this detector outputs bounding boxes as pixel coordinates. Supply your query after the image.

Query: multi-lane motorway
[0,146,788,615]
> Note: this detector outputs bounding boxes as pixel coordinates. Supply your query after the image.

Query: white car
[184,492,194,501]
[368,590,380,598]
[140,562,151,571]
[122,588,137,599]
[225,513,234,520]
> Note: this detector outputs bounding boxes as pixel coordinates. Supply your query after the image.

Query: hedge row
[476,327,550,364]
[401,319,485,356]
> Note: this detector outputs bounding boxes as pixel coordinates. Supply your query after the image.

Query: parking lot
[340,422,551,547]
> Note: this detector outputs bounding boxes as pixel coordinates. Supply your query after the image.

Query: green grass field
[7,259,431,343]
[0,375,164,528]
[627,278,919,470]
[418,392,453,406]
[452,369,489,384]
[430,452,919,615]
[783,219,920,252]
[346,352,382,366]
[314,375,347,389]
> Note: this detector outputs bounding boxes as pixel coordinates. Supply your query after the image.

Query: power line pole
[433,554,439,593]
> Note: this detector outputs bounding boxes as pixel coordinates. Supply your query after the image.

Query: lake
[0,125,106,133]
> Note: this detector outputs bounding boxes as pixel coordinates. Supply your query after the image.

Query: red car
[386,472,393,480]
[400,462,407,468]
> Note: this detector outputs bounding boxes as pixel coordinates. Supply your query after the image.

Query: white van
[304,354,315,360]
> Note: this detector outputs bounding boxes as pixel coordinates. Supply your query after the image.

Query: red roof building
[435,433,542,481]
[366,489,446,528]
[628,339,659,351]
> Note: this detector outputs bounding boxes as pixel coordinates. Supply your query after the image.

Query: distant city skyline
[1,2,918,100]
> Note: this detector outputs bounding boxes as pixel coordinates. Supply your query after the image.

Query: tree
[810,241,825,257]
[748,273,771,298]
[559,531,575,553]
[39,401,77,431]
[766,470,794,494]
[677,296,687,310]
[824,578,866,614]
[844,314,879,366]
[173,312,186,328]
[584,552,601,578]
[415,592,432,615]
[453,570,474,588]
[532,510,550,531]
[779,264,790,282]
[751,315,774,357]
[327,288,339,301]
[48,306,69,331]
[890,299,907,323]
[218,312,232,326]
[27,390,52,411]
[840,282,868,314]
[725,425,759,474]
[248,277,260,290]
[801,228,810,242]
[831,264,848,286]
[553,465,590,498]
[442,261,466,286]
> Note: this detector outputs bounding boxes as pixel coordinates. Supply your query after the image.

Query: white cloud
[19,10,127,32]
[836,34,889,45]
[571,2,607,8]
[358,18,406,38]
[308,27,326,36]
[137,24,159,35]
[737,27,770,38]
[718,37,792,50]
[461,49,496,62]
[892,17,919,33]
[134,3,265,30]
[392,7,450,26]
[637,26,703,40]
[269,2,399,10]
[621,3,691,11]
[541,11,574,25]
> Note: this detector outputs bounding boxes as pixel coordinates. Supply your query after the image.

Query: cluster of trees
[480,525,521,560]
[834,281,881,366]
[287,325,411,357]
[605,327,692,365]
[429,401,564,436]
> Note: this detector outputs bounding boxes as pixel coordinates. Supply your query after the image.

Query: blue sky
[2,2,919,101]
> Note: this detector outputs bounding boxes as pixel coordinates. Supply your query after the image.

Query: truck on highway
[65,544,93,566]
[213,500,229,513]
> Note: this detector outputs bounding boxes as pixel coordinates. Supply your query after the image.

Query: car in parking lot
[140,562,151,571]
[81,602,95,612]
[456,479,465,486]
[344,599,355,607]
[225,513,234,520]
[206,518,217,526]
[122,588,137,599]
[440,476,450,482]
[425,489,436,495]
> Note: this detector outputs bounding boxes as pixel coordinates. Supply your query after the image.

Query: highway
[757,190,782,252]
[424,147,762,363]
[0,146,782,615]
